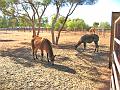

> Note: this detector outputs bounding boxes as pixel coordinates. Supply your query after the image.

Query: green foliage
[58,0,98,5]
[9,18,17,27]
[49,15,91,31]
[41,17,48,27]
[93,22,99,28]
[46,23,51,28]
[66,20,75,30]
[18,16,32,27]
[50,15,65,30]
[40,0,51,5]
[0,0,98,30]
[99,22,111,29]
[0,0,6,8]
[55,16,65,30]
[66,18,86,30]
[0,0,17,17]
[0,16,9,28]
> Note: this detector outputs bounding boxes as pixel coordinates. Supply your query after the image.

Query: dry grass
[0,30,111,90]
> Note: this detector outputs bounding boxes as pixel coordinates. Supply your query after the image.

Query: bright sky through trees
[44,0,120,25]
[0,0,119,26]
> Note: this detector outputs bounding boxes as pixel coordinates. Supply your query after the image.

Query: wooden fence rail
[110,15,120,90]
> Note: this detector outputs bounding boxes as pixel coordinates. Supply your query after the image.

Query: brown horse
[89,27,96,34]
[31,36,55,65]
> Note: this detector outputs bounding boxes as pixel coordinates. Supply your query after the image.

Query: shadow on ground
[52,42,76,50]
[0,39,17,42]
[75,44,110,66]
[0,32,12,34]
[74,44,110,89]
[0,46,76,74]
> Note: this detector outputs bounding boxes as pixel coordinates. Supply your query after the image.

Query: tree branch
[68,3,79,16]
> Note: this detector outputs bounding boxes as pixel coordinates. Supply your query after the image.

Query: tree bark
[37,6,47,35]
[55,3,78,45]
[55,15,68,45]
[32,21,36,37]
[51,7,60,44]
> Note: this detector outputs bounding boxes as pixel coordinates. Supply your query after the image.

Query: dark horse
[75,34,99,52]
[31,36,55,65]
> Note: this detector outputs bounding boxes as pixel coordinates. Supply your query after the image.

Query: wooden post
[109,12,120,69]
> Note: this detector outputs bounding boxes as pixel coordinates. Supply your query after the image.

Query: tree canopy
[1,0,110,45]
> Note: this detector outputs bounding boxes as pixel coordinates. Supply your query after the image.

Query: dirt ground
[0,30,111,90]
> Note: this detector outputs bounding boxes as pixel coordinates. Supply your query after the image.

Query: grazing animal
[31,36,55,65]
[75,34,99,52]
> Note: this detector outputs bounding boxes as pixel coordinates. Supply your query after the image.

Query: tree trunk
[55,16,68,45]
[51,29,55,44]
[37,18,41,35]
[32,20,36,37]
[55,3,78,45]
[36,6,47,36]
[51,8,59,44]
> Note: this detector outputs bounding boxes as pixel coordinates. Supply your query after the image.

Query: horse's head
[50,55,56,65]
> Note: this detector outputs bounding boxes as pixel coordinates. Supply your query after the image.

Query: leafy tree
[50,0,67,44]
[18,16,31,27]
[93,22,99,28]
[66,19,75,30]
[74,18,86,30]
[55,16,65,30]
[9,17,18,28]
[0,16,9,28]
[84,23,90,31]
[0,0,98,43]
[66,18,86,31]
[0,0,51,37]
[99,22,111,29]
[41,17,48,28]
[20,0,51,36]
[52,0,98,45]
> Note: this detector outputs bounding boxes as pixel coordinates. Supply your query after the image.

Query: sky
[0,0,120,26]
[44,0,120,26]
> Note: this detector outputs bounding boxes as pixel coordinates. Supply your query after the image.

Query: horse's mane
[42,38,53,55]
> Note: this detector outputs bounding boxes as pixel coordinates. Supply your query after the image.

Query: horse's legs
[94,41,99,52]
[31,39,36,60]
[32,48,37,60]
[47,53,49,62]
[33,50,35,60]
[75,40,82,49]
[83,42,86,50]
[34,48,38,59]
[41,50,44,61]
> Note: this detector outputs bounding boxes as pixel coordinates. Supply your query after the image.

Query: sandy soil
[0,30,111,90]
